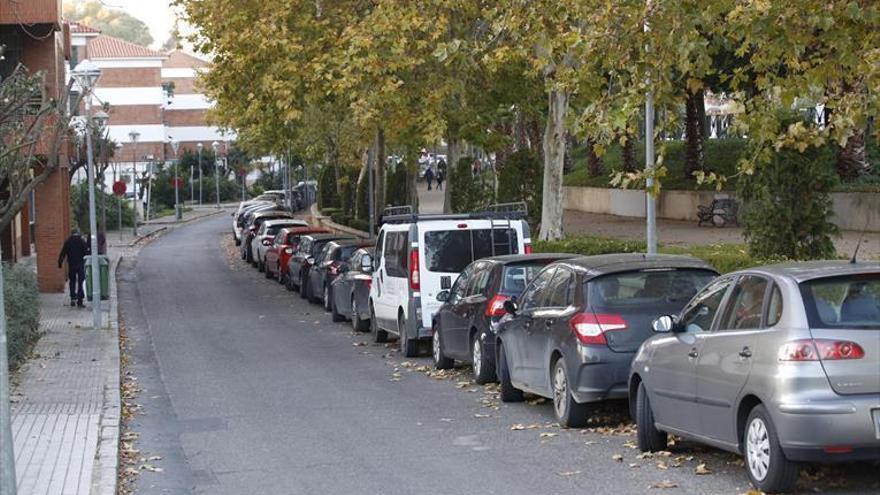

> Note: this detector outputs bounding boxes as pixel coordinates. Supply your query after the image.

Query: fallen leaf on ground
[141,464,163,473]
[557,470,581,477]
[612,454,624,462]
[540,432,558,438]
[652,480,678,489]
[474,413,491,418]
[656,462,668,470]
[629,463,641,468]
[695,463,712,475]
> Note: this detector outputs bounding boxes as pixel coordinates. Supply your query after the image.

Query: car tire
[371,305,388,343]
[330,290,345,322]
[497,341,523,403]
[352,297,370,332]
[471,332,496,385]
[234,236,241,246]
[551,358,590,428]
[264,262,273,279]
[744,405,800,493]
[399,312,419,358]
[257,258,265,272]
[432,324,454,370]
[636,381,668,452]
[323,284,332,311]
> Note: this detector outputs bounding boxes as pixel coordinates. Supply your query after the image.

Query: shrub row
[4,263,40,370]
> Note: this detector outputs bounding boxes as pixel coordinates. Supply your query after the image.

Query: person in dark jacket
[58,228,90,307]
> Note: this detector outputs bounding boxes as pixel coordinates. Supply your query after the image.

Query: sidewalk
[8,206,228,495]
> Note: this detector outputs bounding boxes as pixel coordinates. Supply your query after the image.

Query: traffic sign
[171,177,184,188]
[112,181,127,197]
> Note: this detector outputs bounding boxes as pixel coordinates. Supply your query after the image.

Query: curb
[93,255,121,495]
[310,204,371,239]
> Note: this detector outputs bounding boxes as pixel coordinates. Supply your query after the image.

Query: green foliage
[318,166,338,209]
[4,262,40,370]
[498,150,542,226]
[149,163,239,211]
[385,162,410,207]
[178,148,219,177]
[252,169,284,194]
[533,235,771,274]
[739,145,839,260]
[70,181,134,232]
[450,157,492,213]
[64,0,154,46]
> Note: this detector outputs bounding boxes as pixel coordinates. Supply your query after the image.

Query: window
[767,285,783,327]
[718,276,769,330]
[450,268,472,304]
[384,232,409,278]
[545,269,574,308]
[501,263,547,296]
[273,233,284,247]
[339,245,360,260]
[424,228,520,273]
[679,278,733,333]
[520,268,557,311]
[286,233,302,245]
[316,244,334,263]
[298,238,312,255]
[800,274,880,329]
[587,269,717,315]
[467,264,491,297]
[375,232,385,267]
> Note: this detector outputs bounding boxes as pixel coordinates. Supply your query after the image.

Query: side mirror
[361,256,373,273]
[306,256,315,265]
[262,239,273,246]
[652,315,675,333]
[437,290,450,302]
[503,299,518,315]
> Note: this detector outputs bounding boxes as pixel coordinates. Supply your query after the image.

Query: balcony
[0,0,62,27]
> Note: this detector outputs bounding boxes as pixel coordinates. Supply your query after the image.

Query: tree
[64,0,154,46]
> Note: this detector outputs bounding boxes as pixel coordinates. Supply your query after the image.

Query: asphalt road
[118,214,880,495]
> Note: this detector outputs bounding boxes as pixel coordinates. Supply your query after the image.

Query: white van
[369,204,531,357]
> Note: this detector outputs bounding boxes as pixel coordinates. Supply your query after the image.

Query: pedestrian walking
[425,166,435,191]
[58,228,91,307]
[436,169,444,190]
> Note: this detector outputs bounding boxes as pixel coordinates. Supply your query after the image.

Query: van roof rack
[381,202,528,224]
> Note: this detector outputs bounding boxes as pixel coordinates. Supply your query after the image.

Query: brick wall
[115,142,166,162]
[163,77,199,94]
[35,166,70,293]
[165,109,210,127]
[109,105,163,125]
[100,67,161,87]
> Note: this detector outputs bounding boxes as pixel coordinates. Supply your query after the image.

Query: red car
[264,226,332,282]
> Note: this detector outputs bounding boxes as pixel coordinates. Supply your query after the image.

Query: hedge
[533,235,775,274]
[4,263,40,370]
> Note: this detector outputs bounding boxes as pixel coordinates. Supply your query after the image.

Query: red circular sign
[112,181,127,197]
[171,177,184,188]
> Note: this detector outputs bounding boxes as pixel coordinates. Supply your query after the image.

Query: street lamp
[128,131,140,237]
[212,141,222,209]
[197,142,203,205]
[93,110,109,235]
[169,138,181,220]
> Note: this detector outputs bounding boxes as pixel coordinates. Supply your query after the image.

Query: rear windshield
[501,263,552,295]
[800,273,880,329]
[588,269,717,311]
[339,245,361,260]
[424,229,519,273]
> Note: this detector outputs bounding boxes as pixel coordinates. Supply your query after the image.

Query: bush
[533,235,772,274]
[4,263,40,370]
[385,162,410,207]
[739,145,839,260]
[498,149,542,226]
[450,156,492,213]
[70,181,135,232]
[318,165,338,209]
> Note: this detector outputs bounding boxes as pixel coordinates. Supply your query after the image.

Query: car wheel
[234,236,241,246]
[371,305,388,343]
[323,284,332,311]
[744,405,799,493]
[432,324,454,370]
[471,332,495,385]
[636,381,668,452]
[497,341,523,403]
[352,297,370,332]
[264,262,273,279]
[330,289,345,322]
[399,312,419,358]
[551,358,589,428]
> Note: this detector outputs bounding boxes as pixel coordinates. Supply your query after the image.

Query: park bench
[697,197,739,227]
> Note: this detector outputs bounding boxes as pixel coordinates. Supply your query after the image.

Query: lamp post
[170,138,181,220]
[644,0,657,255]
[128,131,140,236]
[212,141,221,208]
[93,110,109,237]
[197,142,203,205]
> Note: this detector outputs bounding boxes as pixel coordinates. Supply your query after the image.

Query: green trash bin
[85,255,110,301]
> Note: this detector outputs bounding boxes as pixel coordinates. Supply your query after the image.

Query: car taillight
[409,248,420,290]
[524,243,533,254]
[569,313,627,346]
[284,248,294,254]
[365,279,372,290]
[485,295,509,317]
[779,339,865,361]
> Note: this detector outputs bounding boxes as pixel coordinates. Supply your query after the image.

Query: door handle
[688,348,698,359]
[739,347,752,359]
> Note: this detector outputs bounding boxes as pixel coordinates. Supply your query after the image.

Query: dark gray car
[330,247,375,330]
[496,254,717,427]
[630,261,880,493]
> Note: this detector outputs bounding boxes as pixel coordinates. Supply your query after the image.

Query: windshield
[501,264,551,295]
[339,245,361,260]
[588,269,717,311]
[424,229,519,273]
[800,273,880,329]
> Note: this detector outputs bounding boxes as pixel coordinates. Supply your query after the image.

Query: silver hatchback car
[629,261,880,493]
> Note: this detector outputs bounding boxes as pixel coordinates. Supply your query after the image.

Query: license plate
[873,409,880,440]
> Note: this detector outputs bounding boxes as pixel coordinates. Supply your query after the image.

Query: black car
[432,254,577,384]
[307,239,374,308]
[496,254,717,427]
[286,233,353,299]
[330,247,375,330]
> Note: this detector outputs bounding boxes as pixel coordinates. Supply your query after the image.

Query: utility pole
[212,141,221,209]
[368,144,375,239]
[644,0,657,255]
[197,143,204,205]
[0,247,16,495]
[129,131,140,237]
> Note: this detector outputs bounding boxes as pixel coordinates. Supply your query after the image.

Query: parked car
[252,219,309,271]
[496,254,717,427]
[240,211,295,263]
[630,261,880,493]
[330,247,375,331]
[286,233,354,298]
[370,203,531,357]
[432,254,577,384]
[264,227,332,281]
[307,239,375,308]
[232,200,273,245]
[235,203,280,246]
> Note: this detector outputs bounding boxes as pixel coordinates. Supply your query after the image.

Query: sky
[89,0,178,49]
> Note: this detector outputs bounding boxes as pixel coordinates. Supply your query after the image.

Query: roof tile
[87,35,166,59]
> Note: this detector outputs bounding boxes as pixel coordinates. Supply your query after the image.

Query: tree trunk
[622,134,636,172]
[374,127,386,221]
[836,127,870,180]
[355,148,368,219]
[586,137,603,177]
[684,89,706,179]
[444,134,460,213]
[538,89,569,241]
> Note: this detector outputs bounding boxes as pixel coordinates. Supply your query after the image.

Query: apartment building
[0,0,73,292]
[163,50,228,154]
